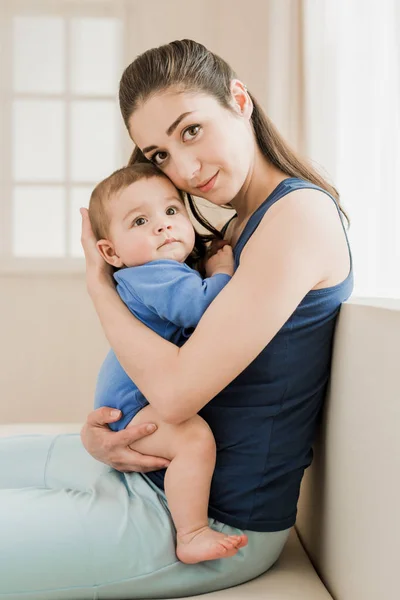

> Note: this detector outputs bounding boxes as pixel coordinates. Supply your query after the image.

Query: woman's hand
[80,407,170,472]
[80,207,114,295]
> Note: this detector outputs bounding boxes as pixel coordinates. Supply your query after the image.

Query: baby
[89,163,248,564]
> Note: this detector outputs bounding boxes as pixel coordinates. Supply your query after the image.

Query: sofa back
[297,300,399,600]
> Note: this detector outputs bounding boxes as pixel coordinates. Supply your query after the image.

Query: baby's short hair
[89,163,182,240]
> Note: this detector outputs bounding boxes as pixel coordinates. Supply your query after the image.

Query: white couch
[1,276,399,599]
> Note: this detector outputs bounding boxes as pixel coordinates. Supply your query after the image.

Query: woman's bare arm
[82,189,337,425]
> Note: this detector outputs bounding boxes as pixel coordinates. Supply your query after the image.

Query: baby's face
[107,176,196,267]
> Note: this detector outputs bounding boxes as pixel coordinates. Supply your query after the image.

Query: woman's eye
[182,125,200,141]
[166,206,178,216]
[133,217,147,226]
[151,151,168,166]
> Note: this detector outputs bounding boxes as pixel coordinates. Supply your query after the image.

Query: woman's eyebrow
[166,111,193,136]
[142,111,194,154]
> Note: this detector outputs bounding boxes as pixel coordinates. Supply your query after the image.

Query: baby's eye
[182,125,201,142]
[166,206,178,215]
[151,151,168,166]
[133,217,147,226]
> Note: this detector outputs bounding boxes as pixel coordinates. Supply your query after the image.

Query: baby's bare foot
[176,526,248,564]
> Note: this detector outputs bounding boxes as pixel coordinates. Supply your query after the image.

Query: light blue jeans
[0,434,290,599]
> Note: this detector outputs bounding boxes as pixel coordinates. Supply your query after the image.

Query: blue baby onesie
[94,259,231,430]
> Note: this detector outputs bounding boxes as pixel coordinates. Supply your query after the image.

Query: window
[0,0,126,271]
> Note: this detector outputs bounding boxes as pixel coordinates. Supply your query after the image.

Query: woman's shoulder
[241,187,350,291]
[262,185,339,221]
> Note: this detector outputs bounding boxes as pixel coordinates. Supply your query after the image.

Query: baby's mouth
[159,238,178,248]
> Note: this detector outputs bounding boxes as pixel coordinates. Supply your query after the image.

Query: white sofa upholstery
[1,278,399,599]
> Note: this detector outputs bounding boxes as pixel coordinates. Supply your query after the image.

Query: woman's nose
[175,152,200,182]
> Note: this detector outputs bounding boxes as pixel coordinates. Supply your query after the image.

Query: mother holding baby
[0,39,352,599]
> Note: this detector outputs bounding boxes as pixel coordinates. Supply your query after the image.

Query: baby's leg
[127,406,248,564]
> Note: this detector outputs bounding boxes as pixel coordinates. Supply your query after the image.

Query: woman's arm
[81,189,336,425]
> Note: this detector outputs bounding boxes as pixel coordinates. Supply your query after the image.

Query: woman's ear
[96,239,124,268]
[230,79,253,120]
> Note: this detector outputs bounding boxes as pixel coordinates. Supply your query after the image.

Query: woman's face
[128,85,254,206]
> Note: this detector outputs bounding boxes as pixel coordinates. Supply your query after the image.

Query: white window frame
[0,0,129,273]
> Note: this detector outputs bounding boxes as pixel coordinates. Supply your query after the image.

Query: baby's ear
[96,239,124,268]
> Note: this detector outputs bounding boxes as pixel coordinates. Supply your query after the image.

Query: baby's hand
[205,244,234,277]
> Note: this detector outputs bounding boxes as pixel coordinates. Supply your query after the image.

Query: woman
[0,40,353,599]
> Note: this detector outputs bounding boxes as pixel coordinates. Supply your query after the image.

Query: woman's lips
[196,171,219,193]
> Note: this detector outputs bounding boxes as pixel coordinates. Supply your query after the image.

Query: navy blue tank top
[146,178,354,532]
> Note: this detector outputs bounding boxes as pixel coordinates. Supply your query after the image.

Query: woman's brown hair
[119,39,348,230]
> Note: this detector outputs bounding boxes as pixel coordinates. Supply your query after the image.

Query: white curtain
[303,0,400,298]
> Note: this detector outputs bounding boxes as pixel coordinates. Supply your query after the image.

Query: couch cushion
[174,528,333,600]
[0,424,332,599]
[296,302,400,600]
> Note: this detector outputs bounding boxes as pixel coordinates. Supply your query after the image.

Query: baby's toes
[236,534,249,548]
[220,537,238,550]
[226,535,242,548]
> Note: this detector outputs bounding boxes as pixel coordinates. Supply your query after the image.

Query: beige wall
[0,274,109,423]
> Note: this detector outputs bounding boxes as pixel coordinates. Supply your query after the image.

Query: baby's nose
[156,223,172,233]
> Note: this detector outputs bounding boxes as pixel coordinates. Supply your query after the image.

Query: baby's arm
[114,250,234,330]
[204,244,234,278]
